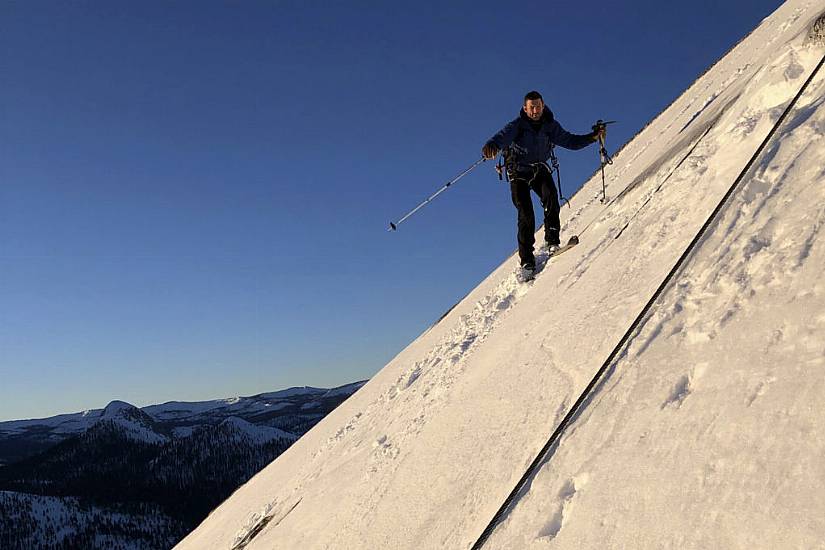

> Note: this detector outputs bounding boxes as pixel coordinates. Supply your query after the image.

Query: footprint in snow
[662,363,708,409]
[537,473,590,541]
[402,366,422,389]
[746,376,778,407]
[366,434,399,474]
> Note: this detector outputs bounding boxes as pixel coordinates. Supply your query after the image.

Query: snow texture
[175,2,825,549]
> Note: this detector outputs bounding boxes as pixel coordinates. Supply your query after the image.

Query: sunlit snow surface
[177,2,825,549]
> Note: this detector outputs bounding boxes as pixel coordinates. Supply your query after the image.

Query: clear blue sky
[1,0,783,421]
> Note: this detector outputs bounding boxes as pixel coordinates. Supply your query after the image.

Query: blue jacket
[488,107,595,170]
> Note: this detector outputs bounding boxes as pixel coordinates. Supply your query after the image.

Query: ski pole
[388,158,486,231]
[593,120,616,203]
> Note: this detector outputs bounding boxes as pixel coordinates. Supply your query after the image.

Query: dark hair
[523,90,543,104]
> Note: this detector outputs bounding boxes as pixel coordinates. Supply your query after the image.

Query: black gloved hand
[482,141,499,160]
[591,121,607,142]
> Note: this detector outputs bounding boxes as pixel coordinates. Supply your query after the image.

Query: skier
[482,91,605,275]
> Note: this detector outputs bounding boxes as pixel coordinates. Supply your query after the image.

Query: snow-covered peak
[96,401,168,445]
[175,3,825,549]
[100,400,139,420]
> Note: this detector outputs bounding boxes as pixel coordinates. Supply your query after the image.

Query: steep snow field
[486,30,825,550]
[177,2,825,548]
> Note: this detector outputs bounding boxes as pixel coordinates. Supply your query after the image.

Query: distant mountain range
[0,383,364,465]
[0,381,366,550]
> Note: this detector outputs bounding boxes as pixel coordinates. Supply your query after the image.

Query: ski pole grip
[592,119,617,131]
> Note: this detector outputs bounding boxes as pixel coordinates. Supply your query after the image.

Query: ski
[516,235,579,283]
[548,234,580,258]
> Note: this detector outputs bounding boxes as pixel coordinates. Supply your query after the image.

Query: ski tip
[388,222,397,232]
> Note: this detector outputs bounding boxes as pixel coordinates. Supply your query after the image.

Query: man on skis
[482,91,604,276]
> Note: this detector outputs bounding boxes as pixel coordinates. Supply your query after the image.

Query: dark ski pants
[509,163,560,266]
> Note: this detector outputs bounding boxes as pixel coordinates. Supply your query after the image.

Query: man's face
[524,98,544,121]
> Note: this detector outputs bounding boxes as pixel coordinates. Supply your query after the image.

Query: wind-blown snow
[175,2,825,549]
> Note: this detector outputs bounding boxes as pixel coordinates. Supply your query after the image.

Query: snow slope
[177,2,825,549]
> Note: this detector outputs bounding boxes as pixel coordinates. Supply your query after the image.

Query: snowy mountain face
[97,400,169,444]
[176,3,825,550]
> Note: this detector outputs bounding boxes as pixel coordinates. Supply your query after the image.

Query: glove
[591,121,607,142]
[482,141,499,160]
